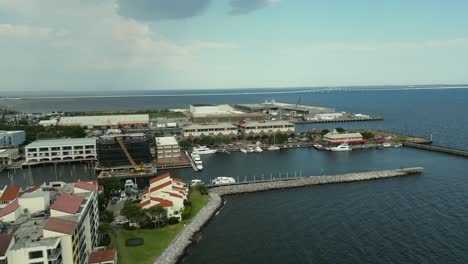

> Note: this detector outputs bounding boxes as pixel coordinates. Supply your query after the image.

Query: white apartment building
[155,137,181,163]
[138,173,188,220]
[183,123,238,137]
[0,131,26,147]
[0,181,102,264]
[25,138,97,163]
[239,120,295,135]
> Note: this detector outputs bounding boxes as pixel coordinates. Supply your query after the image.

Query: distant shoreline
[1,85,468,100]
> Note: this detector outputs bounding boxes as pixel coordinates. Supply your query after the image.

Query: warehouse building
[97,133,151,169]
[155,136,181,163]
[59,114,149,128]
[25,138,97,163]
[239,120,295,135]
[189,104,267,123]
[236,100,334,117]
[183,123,239,138]
[0,131,26,147]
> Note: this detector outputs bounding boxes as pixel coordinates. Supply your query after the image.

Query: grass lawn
[109,189,209,264]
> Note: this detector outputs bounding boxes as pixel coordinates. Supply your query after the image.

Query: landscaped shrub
[168,217,179,225]
[181,206,192,220]
[123,222,136,230]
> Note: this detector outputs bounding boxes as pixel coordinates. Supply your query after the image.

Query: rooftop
[0,200,19,217]
[0,186,21,201]
[149,173,170,184]
[0,234,13,257]
[0,131,24,135]
[11,219,61,250]
[44,217,77,235]
[59,114,149,126]
[190,104,245,117]
[184,123,238,129]
[155,136,178,146]
[26,138,96,148]
[50,193,84,215]
[0,149,18,156]
[240,120,294,127]
[74,181,97,192]
[89,249,117,264]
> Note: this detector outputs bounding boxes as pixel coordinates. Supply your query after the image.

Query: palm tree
[146,206,167,229]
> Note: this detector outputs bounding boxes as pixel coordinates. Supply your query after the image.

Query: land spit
[154,167,423,264]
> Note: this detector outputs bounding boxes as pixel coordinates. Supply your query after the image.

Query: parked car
[116,219,129,225]
[111,197,119,204]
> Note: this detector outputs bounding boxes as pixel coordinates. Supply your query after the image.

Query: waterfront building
[0,181,105,264]
[0,130,26,147]
[59,114,149,128]
[189,104,266,123]
[0,149,20,167]
[39,119,58,127]
[138,173,188,220]
[25,138,97,163]
[155,136,181,163]
[323,129,367,144]
[236,100,335,117]
[308,112,344,121]
[96,133,151,169]
[183,123,239,138]
[239,120,295,135]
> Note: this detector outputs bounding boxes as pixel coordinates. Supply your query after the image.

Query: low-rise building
[89,249,117,264]
[239,120,295,135]
[323,129,367,144]
[0,149,20,167]
[183,123,238,138]
[155,137,181,163]
[0,131,26,147]
[25,138,97,163]
[138,173,188,220]
[38,119,58,127]
[189,104,267,123]
[59,114,149,128]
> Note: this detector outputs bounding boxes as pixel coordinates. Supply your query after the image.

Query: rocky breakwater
[154,167,423,264]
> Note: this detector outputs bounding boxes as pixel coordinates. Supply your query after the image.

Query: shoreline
[154,167,423,264]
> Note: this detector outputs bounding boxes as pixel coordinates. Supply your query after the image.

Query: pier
[403,142,468,158]
[155,167,423,264]
[293,116,384,124]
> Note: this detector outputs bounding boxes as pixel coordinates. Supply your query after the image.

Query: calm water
[1,88,468,263]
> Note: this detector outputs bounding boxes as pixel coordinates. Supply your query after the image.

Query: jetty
[403,142,468,158]
[293,116,384,124]
[154,167,423,264]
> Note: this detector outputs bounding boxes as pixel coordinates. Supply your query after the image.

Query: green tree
[320,129,330,136]
[97,193,108,212]
[98,178,123,199]
[179,140,192,149]
[335,127,346,133]
[121,200,144,225]
[99,209,115,223]
[274,133,288,144]
[361,131,375,139]
[195,184,208,195]
[146,206,168,229]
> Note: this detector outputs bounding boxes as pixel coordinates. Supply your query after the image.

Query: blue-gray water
[1,87,468,263]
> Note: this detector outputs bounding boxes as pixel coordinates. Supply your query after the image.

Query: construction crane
[108,122,145,172]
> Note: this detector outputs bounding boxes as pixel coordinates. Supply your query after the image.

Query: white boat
[247,146,255,153]
[239,148,248,153]
[268,145,280,151]
[194,160,203,165]
[383,143,392,148]
[191,179,202,185]
[192,146,217,155]
[196,164,203,170]
[394,143,403,148]
[191,153,201,161]
[255,146,263,152]
[212,176,236,185]
[313,144,324,150]
[329,143,352,152]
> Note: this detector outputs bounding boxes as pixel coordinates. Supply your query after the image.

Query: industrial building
[236,100,334,117]
[97,133,151,169]
[25,138,97,163]
[0,181,104,264]
[189,104,267,123]
[183,123,239,138]
[59,114,149,128]
[155,136,181,163]
[323,129,367,144]
[239,120,295,135]
[0,130,26,147]
[0,149,20,168]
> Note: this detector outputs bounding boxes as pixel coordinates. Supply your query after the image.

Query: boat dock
[185,151,200,172]
[403,142,468,158]
[293,116,384,124]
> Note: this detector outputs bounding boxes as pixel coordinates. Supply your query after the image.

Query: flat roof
[155,136,178,146]
[59,114,149,126]
[0,149,18,155]
[26,138,96,148]
[0,131,24,134]
[240,120,294,127]
[184,123,238,130]
[11,219,61,250]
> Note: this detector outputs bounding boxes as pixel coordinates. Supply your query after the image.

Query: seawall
[154,167,423,264]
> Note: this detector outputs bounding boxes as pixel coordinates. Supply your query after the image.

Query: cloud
[117,0,211,21]
[229,0,278,15]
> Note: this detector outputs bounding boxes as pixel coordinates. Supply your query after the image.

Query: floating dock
[403,142,468,158]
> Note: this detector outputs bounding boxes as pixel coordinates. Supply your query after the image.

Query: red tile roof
[44,217,77,235]
[0,234,13,257]
[137,200,151,207]
[151,197,173,207]
[172,186,186,192]
[163,192,183,199]
[0,200,19,217]
[23,185,40,194]
[89,249,117,264]
[172,178,183,183]
[149,173,170,184]
[74,181,97,192]
[50,193,84,215]
[0,186,21,201]
[149,181,172,193]
[141,190,149,195]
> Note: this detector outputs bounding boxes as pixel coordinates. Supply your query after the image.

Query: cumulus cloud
[117,0,211,21]
[229,0,278,15]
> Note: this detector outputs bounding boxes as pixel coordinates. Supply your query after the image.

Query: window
[29,250,43,259]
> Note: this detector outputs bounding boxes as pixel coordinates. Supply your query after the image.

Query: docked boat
[196,164,203,170]
[313,144,324,150]
[328,143,352,152]
[191,152,201,161]
[247,146,255,153]
[255,146,263,152]
[383,142,392,148]
[193,146,217,155]
[239,148,248,153]
[212,176,236,185]
[394,143,403,148]
[268,145,280,151]
[191,179,203,185]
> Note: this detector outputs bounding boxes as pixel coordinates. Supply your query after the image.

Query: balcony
[48,248,62,261]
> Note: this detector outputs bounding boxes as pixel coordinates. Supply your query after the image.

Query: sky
[1,0,468,91]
